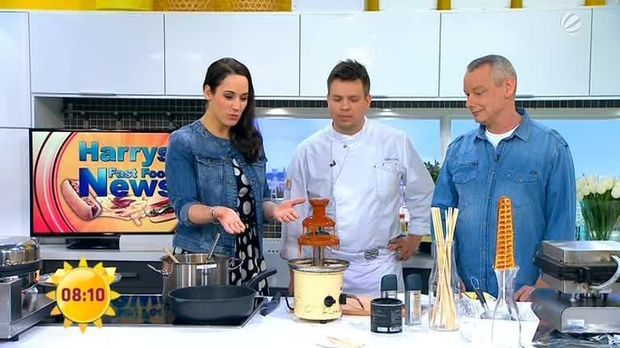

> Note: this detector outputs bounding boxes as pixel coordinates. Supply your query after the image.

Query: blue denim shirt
[432,109,576,297]
[165,120,271,257]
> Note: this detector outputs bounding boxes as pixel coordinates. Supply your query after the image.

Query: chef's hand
[388,235,422,261]
[272,198,306,223]
[514,285,536,302]
[213,206,246,235]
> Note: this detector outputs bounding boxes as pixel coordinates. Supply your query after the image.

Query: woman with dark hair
[166,57,304,294]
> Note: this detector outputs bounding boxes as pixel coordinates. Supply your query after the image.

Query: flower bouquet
[576,176,620,240]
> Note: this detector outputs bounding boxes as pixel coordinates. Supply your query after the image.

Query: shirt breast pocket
[453,162,479,207]
[505,170,539,208]
[376,159,402,203]
[196,158,224,184]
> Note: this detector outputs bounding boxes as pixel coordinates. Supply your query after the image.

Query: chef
[279,60,434,297]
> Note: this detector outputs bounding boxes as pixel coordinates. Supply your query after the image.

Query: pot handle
[243,267,277,290]
[228,257,243,271]
[147,264,170,277]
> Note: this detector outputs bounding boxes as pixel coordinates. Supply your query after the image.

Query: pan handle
[147,264,170,277]
[243,267,277,290]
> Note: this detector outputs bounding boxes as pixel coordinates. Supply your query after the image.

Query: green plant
[425,160,441,183]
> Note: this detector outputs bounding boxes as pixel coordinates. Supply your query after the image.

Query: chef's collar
[328,116,369,145]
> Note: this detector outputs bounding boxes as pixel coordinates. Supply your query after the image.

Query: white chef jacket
[280,118,434,297]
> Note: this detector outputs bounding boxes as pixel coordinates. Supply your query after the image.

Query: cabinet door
[30,13,164,95]
[590,8,620,96]
[0,129,30,237]
[165,14,299,97]
[300,13,440,97]
[440,9,591,97]
[0,12,30,128]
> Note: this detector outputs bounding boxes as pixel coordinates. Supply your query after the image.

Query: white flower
[597,182,607,195]
[612,185,620,199]
[602,177,615,191]
[587,175,598,188]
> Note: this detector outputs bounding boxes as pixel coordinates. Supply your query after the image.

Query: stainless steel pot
[148,253,242,297]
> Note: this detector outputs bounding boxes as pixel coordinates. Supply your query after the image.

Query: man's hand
[272,198,305,223]
[388,235,422,261]
[514,277,548,302]
[514,285,536,302]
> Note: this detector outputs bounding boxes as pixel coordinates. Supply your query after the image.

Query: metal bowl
[288,258,349,273]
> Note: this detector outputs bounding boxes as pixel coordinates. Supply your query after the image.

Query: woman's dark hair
[203,57,262,163]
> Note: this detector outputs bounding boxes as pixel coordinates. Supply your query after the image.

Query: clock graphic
[46,258,120,332]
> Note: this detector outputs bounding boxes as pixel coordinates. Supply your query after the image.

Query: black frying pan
[168,268,277,324]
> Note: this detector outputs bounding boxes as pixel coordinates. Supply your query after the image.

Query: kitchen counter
[6,295,538,348]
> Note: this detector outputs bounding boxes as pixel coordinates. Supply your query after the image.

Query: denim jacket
[432,109,576,297]
[165,120,271,256]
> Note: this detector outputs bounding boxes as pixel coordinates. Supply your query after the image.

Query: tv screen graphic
[31,130,177,236]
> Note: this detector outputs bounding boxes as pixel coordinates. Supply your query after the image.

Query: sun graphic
[45,258,121,333]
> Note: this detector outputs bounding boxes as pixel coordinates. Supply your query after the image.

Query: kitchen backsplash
[62,97,620,238]
[63,97,620,130]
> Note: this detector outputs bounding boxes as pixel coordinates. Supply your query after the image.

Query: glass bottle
[428,241,462,331]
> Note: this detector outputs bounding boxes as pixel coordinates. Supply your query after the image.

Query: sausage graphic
[60,179,102,221]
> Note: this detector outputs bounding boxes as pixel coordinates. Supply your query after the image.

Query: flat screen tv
[30,129,177,244]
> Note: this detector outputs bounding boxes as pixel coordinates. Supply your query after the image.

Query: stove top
[39,295,267,328]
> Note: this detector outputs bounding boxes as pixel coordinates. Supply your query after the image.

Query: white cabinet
[0,12,30,128]
[300,13,440,97]
[165,14,299,97]
[590,8,620,96]
[440,9,591,97]
[0,129,30,236]
[30,13,164,95]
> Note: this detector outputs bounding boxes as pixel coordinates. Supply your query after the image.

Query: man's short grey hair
[467,54,517,86]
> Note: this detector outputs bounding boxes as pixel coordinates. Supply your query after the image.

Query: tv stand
[66,237,120,250]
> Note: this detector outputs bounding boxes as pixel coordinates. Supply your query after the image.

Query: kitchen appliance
[0,237,55,340]
[288,198,350,322]
[531,240,620,334]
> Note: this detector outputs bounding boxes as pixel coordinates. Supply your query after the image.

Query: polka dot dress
[230,158,269,296]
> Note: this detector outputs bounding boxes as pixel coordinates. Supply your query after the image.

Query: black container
[370,298,403,334]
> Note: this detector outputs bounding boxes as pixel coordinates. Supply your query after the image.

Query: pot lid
[0,237,40,268]
[288,258,349,273]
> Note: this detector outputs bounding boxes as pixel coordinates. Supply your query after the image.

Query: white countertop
[7,296,538,348]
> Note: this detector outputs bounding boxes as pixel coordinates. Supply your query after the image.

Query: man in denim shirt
[432,55,576,300]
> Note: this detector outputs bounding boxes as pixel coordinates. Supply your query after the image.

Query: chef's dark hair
[327,59,371,96]
[203,57,262,163]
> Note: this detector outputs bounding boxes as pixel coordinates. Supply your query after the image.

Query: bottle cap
[405,273,422,291]
[380,274,397,292]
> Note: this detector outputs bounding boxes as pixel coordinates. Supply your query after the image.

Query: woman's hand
[271,198,306,223]
[213,206,246,235]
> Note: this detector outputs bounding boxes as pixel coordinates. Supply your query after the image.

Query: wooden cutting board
[341,296,372,316]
